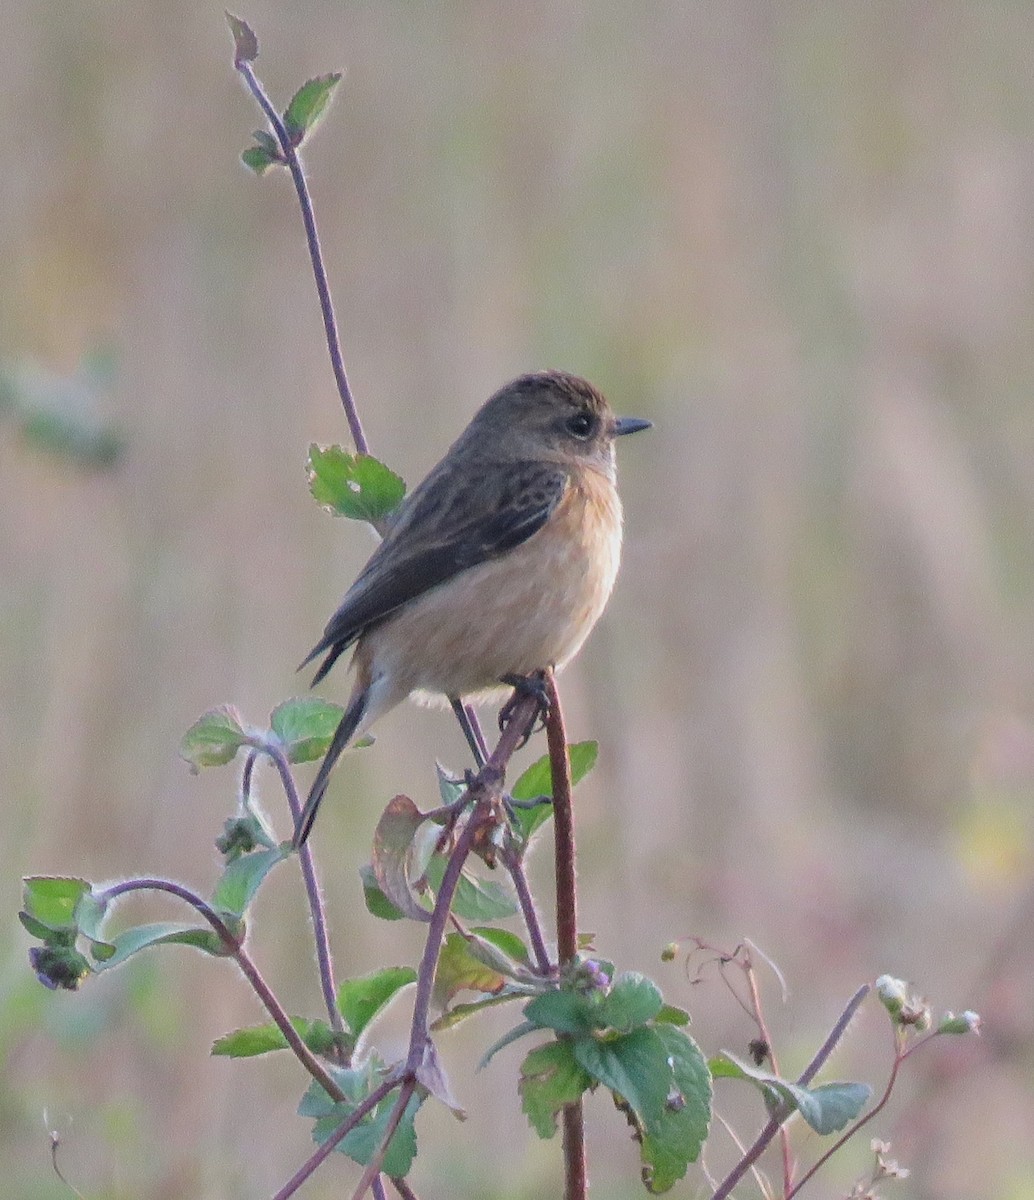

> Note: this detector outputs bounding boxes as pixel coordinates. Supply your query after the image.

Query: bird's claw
[498,672,550,747]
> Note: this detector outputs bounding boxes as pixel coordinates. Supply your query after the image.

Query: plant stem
[267,745,348,1055]
[542,672,586,1200]
[350,1079,418,1200]
[235,59,369,458]
[710,984,870,1200]
[96,876,345,1102]
[502,848,553,976]
[271,1073,404,1200]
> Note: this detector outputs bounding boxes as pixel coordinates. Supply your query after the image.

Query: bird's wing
[303,459,570,684]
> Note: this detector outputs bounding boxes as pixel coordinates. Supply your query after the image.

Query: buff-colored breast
[357,465,623,707]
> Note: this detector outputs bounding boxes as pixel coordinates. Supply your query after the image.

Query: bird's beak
[613,416,652,437]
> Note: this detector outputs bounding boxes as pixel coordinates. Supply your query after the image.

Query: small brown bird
[294,370,650,845]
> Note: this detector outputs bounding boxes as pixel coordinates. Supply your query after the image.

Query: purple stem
[710,984,871,1200]
[264,745,348,1052]
[95,876,345,1102]
[236,59,369,456]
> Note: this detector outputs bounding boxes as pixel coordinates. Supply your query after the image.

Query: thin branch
[710,984,870,1200]
[271,1072,404,1200]
[266,744,348,1054]
[350,1079,419,1200]
[96,876,346,1102]
[542,672,586,1200]
[543,672,577,969]
[500,846,553,976]
[235,59,369,456]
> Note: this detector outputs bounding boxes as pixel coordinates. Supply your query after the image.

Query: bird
[293,369,650,846]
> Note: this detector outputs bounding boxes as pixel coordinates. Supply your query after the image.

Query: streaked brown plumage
[294,370,649,845]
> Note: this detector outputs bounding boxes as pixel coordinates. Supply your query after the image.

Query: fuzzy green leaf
[359,864,405,921]
[337,966,417,1039]
[573,1026,670,1125]
[212,1017,341,1058]
[270,697,346,763]
[424,855,518,921]
[308,445,406,525]
[597,971,664,1032]
[180,706,249,770]
[524,988,598,1036]
[241,143,278,175]
[519,1039,592,1138]
[22,877,90,931]
[511,740,599,802]
[284,73,342,141]
[211,846,288,917]
[640,1024,712,1191]
[98,922,232,969]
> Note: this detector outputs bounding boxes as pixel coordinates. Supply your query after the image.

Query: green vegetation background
[2,4,1032,1197]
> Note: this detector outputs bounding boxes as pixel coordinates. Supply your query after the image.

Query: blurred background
[3,2,1033,1197]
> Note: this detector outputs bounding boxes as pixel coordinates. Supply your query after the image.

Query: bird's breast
[361,467,623,702]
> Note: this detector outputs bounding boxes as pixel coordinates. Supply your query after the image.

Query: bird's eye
[566,411,596,439]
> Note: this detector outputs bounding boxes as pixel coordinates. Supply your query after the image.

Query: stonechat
[294,369,649,845]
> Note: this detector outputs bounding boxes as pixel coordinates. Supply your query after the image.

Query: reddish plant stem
[542,672,586,1200]
[741,953,793,1194]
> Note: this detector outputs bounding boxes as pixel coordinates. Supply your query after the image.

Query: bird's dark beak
[613,416,652,437]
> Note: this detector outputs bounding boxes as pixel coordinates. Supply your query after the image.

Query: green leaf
[433,932,508,1008]
[511,798,554,844]
[371,795,432,923]
[270,697,346,763]
[337,966,417,1039]
[573,1026,670,1125]
[654,1004,691,1026]
[511,741,599,802]
[524,989,597,1036]
[510,741,598,843]
[299,1063,376,1115]
[252,129,279,156]
[308,445,406,525]
[433,989,528,1035]
[597,971,664,1033]
[519,1040,592,1138]
[19,912,65,942]
[641,1025,712,1191]
[241,143,278,175]
[179,706,249,770]
[211,846,288,917]
[212,1017,341,1058]
[435,763,466,807]
[712,1052,870,1135]
[216,814,277,861]
[423,855,518,921]
[359,864,405,921]
[226,13,258,64]
[98,922,232,969]
[793,1081,872,1135]
[475,1016,539,1067]
[74,891,116,962]
[283,73,343,141]
[23,877,90,930]
[312,1090,423,1177]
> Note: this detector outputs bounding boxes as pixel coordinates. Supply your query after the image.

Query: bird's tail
[293,689,368,848]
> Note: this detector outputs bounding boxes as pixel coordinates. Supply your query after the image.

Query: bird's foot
[498,671,550,747]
